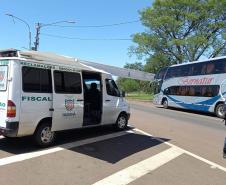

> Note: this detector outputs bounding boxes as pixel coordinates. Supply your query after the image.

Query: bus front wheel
[215,103,225,118]
[162,99,168,109]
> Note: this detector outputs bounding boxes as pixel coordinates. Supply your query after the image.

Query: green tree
[117,62,149,93]
[117,78,140,93]
[131,0,226,67]
[124,62,144,71]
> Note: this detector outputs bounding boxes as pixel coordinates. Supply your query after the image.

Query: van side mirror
[120,91,126,97]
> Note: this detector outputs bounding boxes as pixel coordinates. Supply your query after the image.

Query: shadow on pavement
[0,126,170,162]
[69,132,170,164]
[0,126,133,155]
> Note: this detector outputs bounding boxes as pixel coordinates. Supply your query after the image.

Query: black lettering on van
[42,97,47,101]
[37,97,42,101]
[22,96,27,101]
[0,102,6,107]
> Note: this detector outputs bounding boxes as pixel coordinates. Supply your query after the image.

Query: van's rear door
[0,60,9,128]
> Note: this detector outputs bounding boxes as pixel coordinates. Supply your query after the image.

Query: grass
[126,92,153,101]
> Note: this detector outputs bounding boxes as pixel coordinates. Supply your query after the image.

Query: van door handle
[49,108,54,112]
[77,99,84,102]
[105,100,111,102]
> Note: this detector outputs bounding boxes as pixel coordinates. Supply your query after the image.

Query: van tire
[162,99,168,109]
[33,122,55,147]
[215,103,225,118]
[115,113,128,130]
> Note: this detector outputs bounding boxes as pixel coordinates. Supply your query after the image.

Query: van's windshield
[0,65,8,91]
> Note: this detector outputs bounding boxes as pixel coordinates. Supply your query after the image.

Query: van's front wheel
[34,123,55,147]
[115,114,128,130]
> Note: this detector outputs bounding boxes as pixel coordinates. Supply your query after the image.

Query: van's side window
[105,79,120,97]
[54,71,82,94]
[22,67,52,93]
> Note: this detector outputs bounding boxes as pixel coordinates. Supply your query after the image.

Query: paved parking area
[0,102,226,185]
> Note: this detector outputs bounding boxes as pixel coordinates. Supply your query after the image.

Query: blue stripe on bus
[166,95,222,112]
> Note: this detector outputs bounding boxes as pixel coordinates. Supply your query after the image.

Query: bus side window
[181,66,189,76]
[206,63,215,74]
[194,86,201,96]
[201,64,207,75]
[189,87,195,96]
[215,59,225,74]
[165,67,174,79]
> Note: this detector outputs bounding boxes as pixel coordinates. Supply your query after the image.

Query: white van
[0,49,130,146]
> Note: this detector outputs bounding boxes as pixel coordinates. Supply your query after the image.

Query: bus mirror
[164,88,169,95]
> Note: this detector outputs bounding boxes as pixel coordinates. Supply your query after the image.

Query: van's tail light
[7,100,16,118]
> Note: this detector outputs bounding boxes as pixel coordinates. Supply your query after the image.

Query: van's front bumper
[0,121,19,137]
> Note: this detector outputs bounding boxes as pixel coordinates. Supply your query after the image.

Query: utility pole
[34,23,41,51]
[33,21,75,51]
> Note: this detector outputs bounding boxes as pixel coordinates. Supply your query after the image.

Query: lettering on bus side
[22,96,52,102]
[179,77,214,85]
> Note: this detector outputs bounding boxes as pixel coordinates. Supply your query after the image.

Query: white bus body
[0,50,130,146]
[152,56,226,118]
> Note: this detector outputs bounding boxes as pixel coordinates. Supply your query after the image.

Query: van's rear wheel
[163,99,168,109]
[34,123,55,147]
[115,114,128,130]
[215,103,225,118]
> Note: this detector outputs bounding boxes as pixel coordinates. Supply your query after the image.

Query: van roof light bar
[0,49,19,57]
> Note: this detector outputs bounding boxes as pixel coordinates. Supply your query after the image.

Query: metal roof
[0,49,155,81]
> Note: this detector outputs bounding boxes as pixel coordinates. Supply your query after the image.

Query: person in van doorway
[87,83,101,123]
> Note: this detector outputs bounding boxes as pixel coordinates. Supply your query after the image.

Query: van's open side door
[51,69,84,131]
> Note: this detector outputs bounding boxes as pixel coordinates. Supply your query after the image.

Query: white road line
[0,130,133,166]
[93,147,183,185]
[0,136,4,139]
[134,128,226,172]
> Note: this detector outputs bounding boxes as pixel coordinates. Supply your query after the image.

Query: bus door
[221,80,226,98]
[51,70,84,131]
[152,80,163,104]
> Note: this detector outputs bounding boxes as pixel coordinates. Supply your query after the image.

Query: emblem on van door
[0,71,5,81]
[65,99,75,111]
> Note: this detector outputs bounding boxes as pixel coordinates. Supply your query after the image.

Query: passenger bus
[152,56,226,118]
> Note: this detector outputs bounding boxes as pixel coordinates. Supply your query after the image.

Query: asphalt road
[0,101,225,185]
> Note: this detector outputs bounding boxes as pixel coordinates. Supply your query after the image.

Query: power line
[47,20,140,28]
[41,33,132,41]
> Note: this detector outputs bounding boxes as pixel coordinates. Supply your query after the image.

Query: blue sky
[0,0,152,67]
